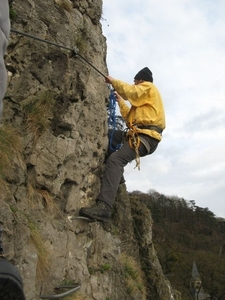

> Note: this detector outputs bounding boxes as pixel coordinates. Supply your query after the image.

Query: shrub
[22,91,55,139]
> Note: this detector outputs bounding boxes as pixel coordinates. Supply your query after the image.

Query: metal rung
[39,285,80,299]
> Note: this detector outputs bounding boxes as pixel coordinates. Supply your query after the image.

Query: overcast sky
[101,0,225,218]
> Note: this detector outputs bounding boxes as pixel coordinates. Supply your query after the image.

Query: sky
[101,0,225,218]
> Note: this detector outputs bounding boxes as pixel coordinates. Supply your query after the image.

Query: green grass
[10,8,17,20]
[88,263,112,274]
[101,263,112,272]
[22,91,55,139]
[56,0,73,12]
[120,254,146,298]
[27,219,50,280]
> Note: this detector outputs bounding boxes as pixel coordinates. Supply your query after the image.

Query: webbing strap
[136,124,163,134]
[140,136,151,154]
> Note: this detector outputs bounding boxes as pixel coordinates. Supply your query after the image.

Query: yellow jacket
[111,79,166,141]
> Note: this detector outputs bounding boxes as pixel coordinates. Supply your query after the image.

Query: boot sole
[79,211,110,223]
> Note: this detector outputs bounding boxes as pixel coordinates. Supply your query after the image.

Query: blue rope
[107,86,122,151]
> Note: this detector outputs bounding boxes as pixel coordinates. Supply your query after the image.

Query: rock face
[0,0,180,299]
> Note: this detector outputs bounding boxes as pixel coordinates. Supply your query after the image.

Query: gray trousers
[0,0,10,122]
[97,130,159,208]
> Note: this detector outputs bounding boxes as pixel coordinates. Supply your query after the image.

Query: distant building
[190,261,211,300]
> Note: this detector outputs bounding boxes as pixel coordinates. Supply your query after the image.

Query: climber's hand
[114,91,123,102]
[105,75,114,84]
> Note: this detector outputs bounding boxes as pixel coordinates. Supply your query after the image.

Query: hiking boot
[79,200,111,223]
[0,258,26,300]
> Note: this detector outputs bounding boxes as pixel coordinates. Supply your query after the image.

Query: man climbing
[0,1,26,299]
[79,67,166,222]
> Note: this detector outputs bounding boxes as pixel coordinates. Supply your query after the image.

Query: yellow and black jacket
[111,79,166,141]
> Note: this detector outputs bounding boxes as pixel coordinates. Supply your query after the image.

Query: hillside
[130,190,225,299]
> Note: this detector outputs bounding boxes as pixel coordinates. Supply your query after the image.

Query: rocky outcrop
[0,0,181,299]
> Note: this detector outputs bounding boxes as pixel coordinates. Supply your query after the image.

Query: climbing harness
[10,29,106,78]
[107,89,147,170]
[107,86,122,152]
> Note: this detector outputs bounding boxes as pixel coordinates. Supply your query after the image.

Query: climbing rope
[107,86,122,152]
[11,29,106,78]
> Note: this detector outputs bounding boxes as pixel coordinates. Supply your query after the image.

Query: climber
[79,67,166,222]
[0,1,26,299]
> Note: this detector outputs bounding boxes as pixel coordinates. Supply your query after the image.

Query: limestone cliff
[0,0,180,299]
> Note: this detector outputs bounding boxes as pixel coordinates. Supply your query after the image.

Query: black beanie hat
[134,67,153,82]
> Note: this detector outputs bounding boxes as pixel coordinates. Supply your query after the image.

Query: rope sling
[107,86,122,152]
[127,124,141,170]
